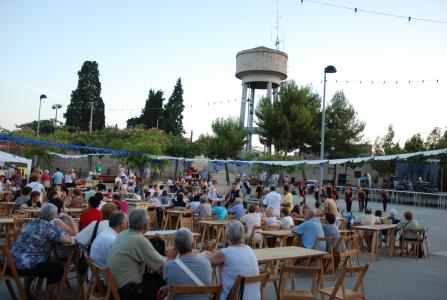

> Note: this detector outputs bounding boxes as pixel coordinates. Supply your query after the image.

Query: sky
[1,0,446,147]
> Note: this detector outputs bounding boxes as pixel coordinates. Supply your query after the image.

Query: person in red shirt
[79,196,102,230]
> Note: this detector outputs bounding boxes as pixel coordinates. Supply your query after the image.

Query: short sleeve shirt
[12,219,64,270]
[292,217,326,251]
[212,206,228,220]
[108,229,166,288]
[283,193,293,213]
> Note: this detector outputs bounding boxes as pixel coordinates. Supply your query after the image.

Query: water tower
[235,46,288,152]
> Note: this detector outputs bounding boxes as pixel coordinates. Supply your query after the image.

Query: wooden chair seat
[281,289,317,299]
[319,287,363,299]
[168,284,222,300]
[279,266,322,300]
[318,264,369,300]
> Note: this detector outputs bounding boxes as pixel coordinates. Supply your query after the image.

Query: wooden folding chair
[96,267,121,300]
[179,214,194,230]
[338,234,361,270]
[247,225,263,249]
[12,218,33,243]
[82,251,107,300]
[162,209,169,229]
[279,266,322,300]
[0,244,28,300]
[168,284,222,300]
[309,237,336,280]
[226,272,270,300]
[319,264,369,300]
[400,228,426,259]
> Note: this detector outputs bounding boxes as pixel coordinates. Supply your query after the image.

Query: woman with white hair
[11,203,73,299]
[207,220,260,300]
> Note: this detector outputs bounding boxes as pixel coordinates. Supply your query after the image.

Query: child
[280,207,294,229]
[262,207,278,227]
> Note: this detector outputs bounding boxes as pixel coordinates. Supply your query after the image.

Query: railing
[337,187,447,209]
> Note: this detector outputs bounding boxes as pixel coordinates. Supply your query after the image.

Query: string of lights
[104,78,445,111]
[300,0,447,24]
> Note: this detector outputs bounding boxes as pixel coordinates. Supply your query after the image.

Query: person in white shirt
[74,203,116,246]
[90,211,128,274]
[263,186,282,217]
[26,174,46,201]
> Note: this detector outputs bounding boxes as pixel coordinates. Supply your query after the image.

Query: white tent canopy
[0,150,32,178]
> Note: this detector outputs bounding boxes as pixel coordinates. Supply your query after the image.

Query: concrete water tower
[235,46,288,152]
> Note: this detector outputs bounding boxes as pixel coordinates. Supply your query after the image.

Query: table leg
[388,229,395,256]
[200,225,208,251]
[214,226,223,251]
[370,231,378,261]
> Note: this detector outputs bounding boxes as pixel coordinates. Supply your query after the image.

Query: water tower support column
[239,83,248,126]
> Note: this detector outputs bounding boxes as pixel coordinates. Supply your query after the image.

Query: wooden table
[19,208,41,216]
[144,230,201,247]
[353,224,397,261]
[254,246,327,295]
[165,210,192,230]
[260,229,293,247]
[197,220,228,251]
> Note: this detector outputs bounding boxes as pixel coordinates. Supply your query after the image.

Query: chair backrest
[329,264,369,299]
[168,284,222,300]
[0,244,28,300]
[340,233,361,254]
[95,265,121,300]
[83,251,107,299]
[402,228,423,241]
[12,217,33,242]
[312,236,335,253]
[227,272,270,300]
[0,203,12,217]
[279,266,322,299]
[180,214,194,230]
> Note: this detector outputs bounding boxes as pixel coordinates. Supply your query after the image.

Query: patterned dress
[220,245,260,300]
[12,218,64,270]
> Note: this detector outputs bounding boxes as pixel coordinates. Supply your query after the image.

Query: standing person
[41,170,51,189]
[26,174,46,202]
[344,184,353,213]
[262,186,282,218]
[326,183,333,199]
[52,168,64,186]
[64,169,74,188]
[357,185,365,212]
[364,186,369,210]
[224,182,242,208]
[281,185,293,213]
[313,183,320,201]
[381,187,389,212]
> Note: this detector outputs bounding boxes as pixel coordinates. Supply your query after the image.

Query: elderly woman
[207,221,260,300]
[240,204,262,243]
[48,198,78,235]
[12,203,73,299]
[398,211,420,240]
[159,228,212,299]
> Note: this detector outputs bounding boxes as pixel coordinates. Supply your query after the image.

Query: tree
[161,78,185,135]
[256,81,321,154]
[404,134,425,153]
[325,90,366,180]
[370,124,402,181]
[197,117,246,184]
[16,119,64,135]
[425,127,443,149]
[64,61,105,131]
[126,89,164,129]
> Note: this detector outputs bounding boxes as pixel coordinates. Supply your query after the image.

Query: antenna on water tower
[273,0,281,50]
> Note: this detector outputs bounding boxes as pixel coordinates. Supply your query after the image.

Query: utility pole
[89,101,94,134]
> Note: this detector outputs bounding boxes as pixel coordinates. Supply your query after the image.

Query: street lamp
[319,65,337,193]
[37,94,47,136]
[52,104,63,125]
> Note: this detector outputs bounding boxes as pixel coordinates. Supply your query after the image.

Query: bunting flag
[1,134,446,167]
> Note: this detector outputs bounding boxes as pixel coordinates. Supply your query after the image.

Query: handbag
[78,221,100,274]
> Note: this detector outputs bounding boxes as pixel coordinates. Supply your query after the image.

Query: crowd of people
[2,163,426,299]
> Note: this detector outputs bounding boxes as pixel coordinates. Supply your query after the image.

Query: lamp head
[40,94,47,100]
[324,65,337,74]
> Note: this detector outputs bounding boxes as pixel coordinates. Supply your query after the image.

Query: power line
[300,0,447,24]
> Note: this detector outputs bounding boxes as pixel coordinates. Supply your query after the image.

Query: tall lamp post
[319,65,337,193]
[37,94,47,136]
[52,104,63,125]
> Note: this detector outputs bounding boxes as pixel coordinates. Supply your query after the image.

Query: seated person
[398,211,420,241]
[48,198,78,236]
[227,197,245,220]
[279,207,294,229]
[14,186,32,207]
[292,209,326,251]
[112,194,129,214]
[69,188,85,208]
[12,204,72,299]
[314,201,323,217]
[290,204,303,218]
[108,209,171,299]
[211,200,228,220]
[159,228,212,299]
[25,191,42,208]
[387,209,400,224]
[75,203,116,245]
[375,210,384,224]
[79,196,103,230]
[262,207,278,227]
[90,211,128,275]
[354,208,380,226]
[322,213,344,268]
[240,205,262,243]
[206,221,260,300]
[172,193,187,208]
[160,190,171,205]
[194,196,212,219]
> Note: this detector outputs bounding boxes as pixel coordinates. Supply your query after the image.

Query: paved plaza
[1,196,446,300]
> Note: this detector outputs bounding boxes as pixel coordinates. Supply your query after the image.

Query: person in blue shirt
[52,168,64,186]
[212,200,228,220]
[228,198,245,220]
[292,208,326,251]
